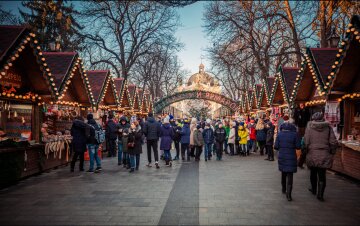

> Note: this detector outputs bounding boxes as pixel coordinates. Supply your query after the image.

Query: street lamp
[327,28,340,48]
[49,36,61,52]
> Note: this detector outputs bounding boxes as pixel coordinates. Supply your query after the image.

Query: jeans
[87,144,101,170]
[117,142,123,164]
[164,150,171,161]
[147,139,159,163]
[248,140,255,152]
[123,152,130,166]
[130,154,140,169]
[181,143,190,160]
[240,143,247,154]
[204,143,212,160]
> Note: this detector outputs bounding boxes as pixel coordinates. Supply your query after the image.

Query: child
[238,123,249,156]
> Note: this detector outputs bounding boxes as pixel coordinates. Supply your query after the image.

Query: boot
[286,185,292,201]
[317,182,325,201]
[281,180,286,194]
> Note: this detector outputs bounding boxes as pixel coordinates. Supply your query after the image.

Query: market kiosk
[42,52,94,170]
[270,73,287,118]
[0,26,60,187]
[118,80,133,117]
[322,16,360,180]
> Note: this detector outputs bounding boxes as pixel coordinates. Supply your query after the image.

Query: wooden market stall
[87,70,119,117]
[0,26,59,187]
[262,76,275,116]
[277,66,299,116]
[323,15,360,180]
[118,80,133,117]
[269,74,287,117]
[41,52,94,170]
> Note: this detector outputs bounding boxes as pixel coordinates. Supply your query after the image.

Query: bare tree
[0,4,21,25]
[79,1,180,80]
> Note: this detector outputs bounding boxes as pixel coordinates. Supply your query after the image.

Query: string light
[337,93,360,102]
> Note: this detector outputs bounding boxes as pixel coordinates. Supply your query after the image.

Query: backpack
[90,123,106,144]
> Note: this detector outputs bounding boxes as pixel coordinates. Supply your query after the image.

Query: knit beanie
[87,113,93,120]
[312,112,324,121]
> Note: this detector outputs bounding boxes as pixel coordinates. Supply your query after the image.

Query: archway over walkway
[153,90,241,114]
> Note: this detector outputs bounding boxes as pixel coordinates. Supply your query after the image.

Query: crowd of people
[69,108,338,203]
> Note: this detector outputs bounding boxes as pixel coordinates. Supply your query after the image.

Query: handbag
[128,142,135,148]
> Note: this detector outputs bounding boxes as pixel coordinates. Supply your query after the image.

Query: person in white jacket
[228,121,236,155]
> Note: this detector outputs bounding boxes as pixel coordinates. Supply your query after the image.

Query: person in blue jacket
[202,122,214,161]
[160,117,174,166]
[180,118,191,161]
[274,121,301,201]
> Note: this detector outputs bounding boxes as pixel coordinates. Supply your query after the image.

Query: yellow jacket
[238,129,248,145]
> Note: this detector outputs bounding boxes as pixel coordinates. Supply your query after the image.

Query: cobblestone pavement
[0,149,359,225]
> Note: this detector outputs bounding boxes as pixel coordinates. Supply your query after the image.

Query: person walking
[86,114,102,173]
[128,121,143,173]
[70,116,89,172]
[248,119,257,153]
[304,112,338,201]
[227,121,236,156]
[214,122,226,160]
[105,113,118,157]
[180,118,191,161]
[171,119,182,161]
[117,116,129,166]
[189,118,197,158]
[274,122,301,201]
[238,123,249,156]
[202,122,214,161]
[160,117,174,166]
[143,112,161,169]
[265,121,275,161]
[256,119,267,155]
[194,124,205,161]
[224,120,230,154]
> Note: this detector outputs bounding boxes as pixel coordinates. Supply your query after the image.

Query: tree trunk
[284,0,302,66]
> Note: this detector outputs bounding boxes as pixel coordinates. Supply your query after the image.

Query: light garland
[0,92,42,101]
[304,99,326,107]
[0,32,58,100]
[337,93,360,102]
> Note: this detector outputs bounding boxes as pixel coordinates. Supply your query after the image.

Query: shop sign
[154,90,240,113]
[1,71,22,88]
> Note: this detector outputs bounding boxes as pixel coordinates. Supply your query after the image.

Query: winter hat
[87,113,93,120]
[250,119,255,123]
[169,114,174,120]
[283,115,289,121]
[206,122,211,127]
[239,122,244,126]
[206,118,211,124]
[196,124,201,129]
[312,112,324,121]
[184,118,189,123]
[163,117,170,124]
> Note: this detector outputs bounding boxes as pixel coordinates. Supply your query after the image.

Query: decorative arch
[153,90,241,114]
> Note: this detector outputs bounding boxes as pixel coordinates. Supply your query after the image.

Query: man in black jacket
[143,112,161,168]
[106,113,118,157]
[214,122,226,161]
[117,116,130,166]
[171,118,182,161]
[70,116,90,172]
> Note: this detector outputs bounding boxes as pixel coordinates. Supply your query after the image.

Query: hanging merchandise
[325,101,340,124]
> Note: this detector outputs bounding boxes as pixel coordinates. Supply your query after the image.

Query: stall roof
[119,80,132,109]
[328,15,360,94]
[44,52,94,106]
[264,77,275,106]
[43,52,76,93]
[305,48,338,95]
[0,25,57,100]
[270,76,285,106]
[255,84,264,109]
[87,70,119,108]
[278,66,299,105]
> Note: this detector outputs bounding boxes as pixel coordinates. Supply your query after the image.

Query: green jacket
[224,126,230,138]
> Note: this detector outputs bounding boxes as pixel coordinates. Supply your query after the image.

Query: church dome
[187,63,217,86]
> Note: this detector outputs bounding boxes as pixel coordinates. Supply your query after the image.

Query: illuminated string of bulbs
[337,93,360,102]
[0,32,59,100]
